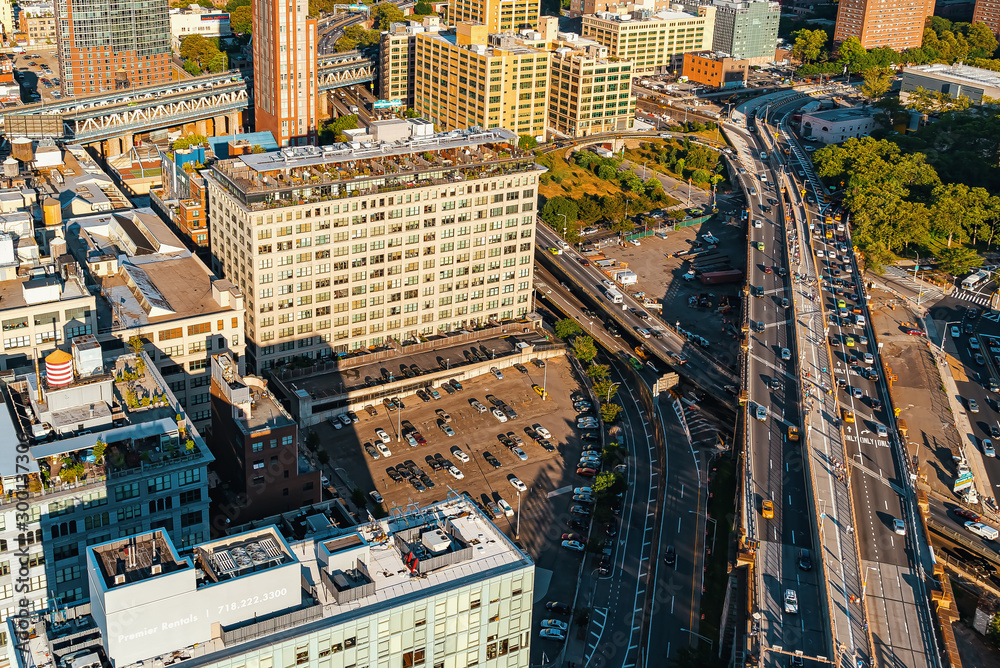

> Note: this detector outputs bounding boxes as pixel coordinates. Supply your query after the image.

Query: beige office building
[413,23,551,139]
[548,42,636,136]
[379,17,442,110]
[204,125,541,372]
[448,0,540,33]
[582,8,715,74]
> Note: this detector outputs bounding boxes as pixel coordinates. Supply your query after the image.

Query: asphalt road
[533,271,707,665]
[728,108,826,667]
[534,225,738,401]
[768,107,938,668]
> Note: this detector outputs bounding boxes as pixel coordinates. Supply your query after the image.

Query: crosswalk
[880,267,945,302]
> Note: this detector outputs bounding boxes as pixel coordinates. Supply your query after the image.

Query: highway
[724,103,826,668]
[534,227,738,403]
[758,96,939,667]
[533,272,708,666]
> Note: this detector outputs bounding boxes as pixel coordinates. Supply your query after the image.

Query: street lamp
[556,212,568,241]
[939,320,963,357]
[679,628,713,651]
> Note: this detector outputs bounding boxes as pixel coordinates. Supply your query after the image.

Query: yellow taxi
[845,336,855,347]
[762,500,774,519]
[842,408,855,423]
[532,384,547,399]
[788,426,799,441]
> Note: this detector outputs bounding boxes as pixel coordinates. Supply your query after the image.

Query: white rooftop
[905,63,1000,89]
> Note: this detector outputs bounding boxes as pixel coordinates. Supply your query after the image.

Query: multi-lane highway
[533,271,708,665]
[747,95,939,667]
[725,105,827,667]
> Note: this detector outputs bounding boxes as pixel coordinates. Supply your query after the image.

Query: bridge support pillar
[318,93,329,121]
[104,133,133,158]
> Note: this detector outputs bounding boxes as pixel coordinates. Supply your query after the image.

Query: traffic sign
[954,472,975,493]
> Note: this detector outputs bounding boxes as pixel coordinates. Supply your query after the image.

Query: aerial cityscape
[0,0,997,666]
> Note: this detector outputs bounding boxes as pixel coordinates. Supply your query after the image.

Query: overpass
[317,50,376,91]
[1,71,247,156]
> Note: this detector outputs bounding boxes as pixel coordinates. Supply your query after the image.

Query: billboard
[373,99,403,109]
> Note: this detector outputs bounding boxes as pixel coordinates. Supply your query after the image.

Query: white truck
[605,287,624,304]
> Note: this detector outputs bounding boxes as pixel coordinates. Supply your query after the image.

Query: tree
[860,66,893,101]
[577,197,603,226]
[602,195,628,228]
[403,107,420,119]
[554,318,583,339]
[593,471,617,494]
[372,3,404,30]
[572,336,598,363]
[305,431,320,452]
[230,5,252,34]
[791,28,827,64]
[587,363,610,380]
[593,378,619,402]
[225,0,250,10]
[183,59,203,76]
[206,51,228,73]
[837,36,869,74]
[540,196,579,233]
[600,403,622,423]
[319,114,358,143]
[413,0,433,13]
[174,133,208,150]
[518,135,538,150]
[937,247,983,276]
[93,438,106,464]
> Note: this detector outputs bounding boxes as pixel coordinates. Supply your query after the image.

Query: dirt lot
[595,219,745,368]
[868,286,962,496]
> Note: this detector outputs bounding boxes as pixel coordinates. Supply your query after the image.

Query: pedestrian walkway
[879,266,946,303]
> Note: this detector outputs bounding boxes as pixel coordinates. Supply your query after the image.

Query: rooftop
[904,63,1000,89]
[804,107,874,122]
[207,128,538,210]
[65,208,242,332]
[212,352,296,434]
[588,9,701,21]
[26,496,531,668]
[0,349,212,500]
[0,264,92,312]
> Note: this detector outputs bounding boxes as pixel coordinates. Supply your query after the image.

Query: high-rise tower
[252,0,318,146]
[833,0,933,50]
[55,0,172,96]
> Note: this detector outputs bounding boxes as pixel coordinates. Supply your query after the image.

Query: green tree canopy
[554,318,583,339]
[540,196,579,235]
[319,114,359,143]
[372,3,404,29]
[413,0,434,13]
[229,5,252,34]
[860,66,893,101]
[937,246,983,276]
[174,133,208,150]
[600,403,622,423]
[572,336,598,363]
[518,135,538,150]
[791,28,827,63]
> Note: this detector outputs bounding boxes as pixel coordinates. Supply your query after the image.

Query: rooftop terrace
[207,128,539,210]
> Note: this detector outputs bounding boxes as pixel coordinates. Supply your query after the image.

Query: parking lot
[311,353,609,626]
[12,49,62,103]
[594,220,745,368]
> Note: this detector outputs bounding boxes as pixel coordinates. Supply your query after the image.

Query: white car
[376,442,392,458]
[535,426,552,439]
[876,424,888,437]
[863,352,874,364]
[755,404,767,421]
[490,367,504,380]
[321,474,330,486]
[752,219,763,228]
[541,619,568,631]
[451,446,470,463]
[370,490,384,503]
[893,518,906,535]
[561,540,585,552]
[985,439,996,457]
[448,465,465,479]
[492,408,508,423]
[339,413,352,426]
[540,628,566,640]
[509,476,527,492]
[375,428,391,443]
[602,279,614,288]
[784,589,799,614]
[498,498,514,516]
[816,250,824,258]
[512,447,528,461]
[636,328,651,338]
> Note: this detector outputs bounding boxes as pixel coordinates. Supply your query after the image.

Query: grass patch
[536,150,625,200]
[699,455,737,654]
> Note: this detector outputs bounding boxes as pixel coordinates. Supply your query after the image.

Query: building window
[115,483,140,501]
[148,475,172,493]
[179,469,201,486]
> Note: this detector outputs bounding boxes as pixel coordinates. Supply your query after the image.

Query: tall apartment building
[833,0,934,49]
[448,0,540,33]
[0,346,211,660]
[55,0,172,96]
[569,0,675,17]
[0,0,13,37]
[581,8,715,74]
[17,495,533,668]
[709,0,779,63]
[548,41,636,136]
[379,17,442,110]
[974,0,1000,38]
[209,352,320,525]
[203,125,541,372]
[252,0,318,146]
[413,23,550,138]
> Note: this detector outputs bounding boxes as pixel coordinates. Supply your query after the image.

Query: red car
[561,533,583,542]
[764,266,773,274]
[905,329,925,336]
[954,508,980,522]
[576,467,598,477]
[579,258,590,266]
[413,432,427,446]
